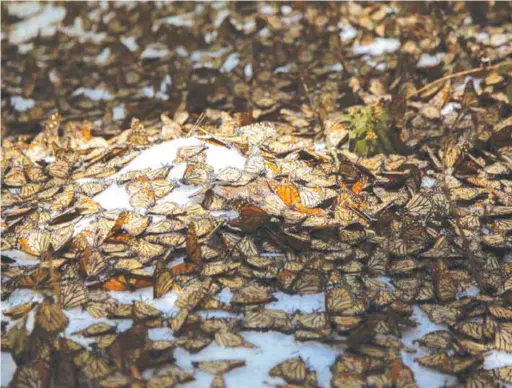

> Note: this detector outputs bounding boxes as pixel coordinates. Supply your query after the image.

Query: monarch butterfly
[127,118,150,146]
[133,300,161,321]
[168,308,191,334]
[464,370,499,388]
[291,271,323,295]
[131,239,165,260]
[25,163,48,182]
[10,362,50,388]
[295,312,328,331]
[415,330,454,350]
[50,188,75,212]
[366,249,388,275]
[148,201,179,215]
[99,375,133,388]
[231,284,274,305]
[420,304,460,325]
[488,305,512,320]
[331,372,365,388]
[271,179,324,215]
[405,193,432,216]
[210,375,226,388]
[78,181,109,197]
[326,287,366,315]
[457,338,489,356]
[113,211,149,236]
[18,231,51,256]
[59,280,88,310]
[214,330,255,348]
[146,219,185,234]
[269,357,315,385]
[35,298,69,334]
[186,223,202,265]
[299,185,336,208]
[48,159,72,179]
[494,324,512,351]
[492,365,512,384]
[331,315,362,332]
[175,145,207,163]
[415,352,477,374]
[127,181,156,208]
[78,248,108,279]
[201,261,240,277]
[15,266,55,289]
[72,322,116,338]
[75,194,102,215]
[216,166,244,184]
[102,272,153,291]
[175,337,212,353]
[4,167,27,187]
[455,321,485,341]
[2,301,37,320]
[240,122,276,146]
[244,152,266,176]
[231,204,270,232]
[49,223,75,251]
[192,359,246,375]
[73,351,112,380]
[182,162,214,186]
[242,309,291,333]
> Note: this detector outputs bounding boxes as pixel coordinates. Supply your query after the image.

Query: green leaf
[343,104,395,157]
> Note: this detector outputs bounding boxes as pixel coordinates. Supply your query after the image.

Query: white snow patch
[94,183,133,211]
[177,331,340,388]
[417,53,445,68]
[10,96,35,112]
[457,286,479,299]
[161,14,194,27]
[267,292,324,314]
[484,351,512,370]
[421,176,437,188]
[244,64,253,78]
[314,141,326,153]
[8,4,66,44]
[221,53,240,73]
[113,104,126,120]
[440,102,460,116]
[149,327,174,341]
[401,307,458,387]
[61,17,106,43]
[353,38,400,56]
[455,77,482,92]
[1,353,16,386]
[1,250,39,264]
[121,36,139,52]
[96,48,111,64]
[109,287,179,317]
[93,137,245,212]
[339,24,357,41]
[141,47,170,59]
[72,87,114,101]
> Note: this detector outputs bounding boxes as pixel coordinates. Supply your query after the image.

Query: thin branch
[410,64,500,98]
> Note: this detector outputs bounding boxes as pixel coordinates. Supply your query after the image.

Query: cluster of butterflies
[1,109,512,387]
